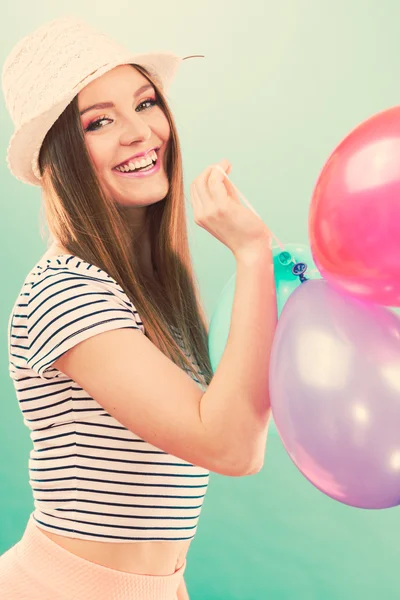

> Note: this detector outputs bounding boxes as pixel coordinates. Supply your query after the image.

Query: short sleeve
[26,265,142,380]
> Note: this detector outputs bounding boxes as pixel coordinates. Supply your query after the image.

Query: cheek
[164,121,171,142]
[84,138,112,173]
[158,111,171,142]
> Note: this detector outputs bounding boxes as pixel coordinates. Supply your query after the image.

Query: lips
[113,147,160,170]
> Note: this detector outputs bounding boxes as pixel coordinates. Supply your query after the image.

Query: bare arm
[200,238,277,472]
[52,239,276,477]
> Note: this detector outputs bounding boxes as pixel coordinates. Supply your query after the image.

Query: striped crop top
[7,254,210,542]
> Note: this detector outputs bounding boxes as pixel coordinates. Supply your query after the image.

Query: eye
[84,116,111,132]
[136,98,158,112]
[84,98,158,132]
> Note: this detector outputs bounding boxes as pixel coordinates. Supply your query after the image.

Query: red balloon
[309,106,400,306]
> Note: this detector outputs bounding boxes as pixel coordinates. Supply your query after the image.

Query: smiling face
[77,64,171,221]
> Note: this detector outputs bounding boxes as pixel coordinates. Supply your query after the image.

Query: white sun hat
[1,15,204,187]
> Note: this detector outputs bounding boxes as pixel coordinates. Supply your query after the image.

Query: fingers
[190,181,203,215]
[209,164,241,205]
[194,164,215,209]
[190,159,233,217]
[208,166,228,204]
[195,159,230,200]
[190,164,213,211]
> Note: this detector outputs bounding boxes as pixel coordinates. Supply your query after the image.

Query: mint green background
[1,2,399,598]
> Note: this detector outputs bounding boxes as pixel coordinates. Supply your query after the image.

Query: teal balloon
[272,243,322,318]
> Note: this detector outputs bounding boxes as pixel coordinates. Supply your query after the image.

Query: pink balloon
[309,106,400,306]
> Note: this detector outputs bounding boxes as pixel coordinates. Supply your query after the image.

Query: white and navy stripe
[8,254,209,542]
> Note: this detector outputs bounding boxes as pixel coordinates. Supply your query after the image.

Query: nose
[119,112,151,146]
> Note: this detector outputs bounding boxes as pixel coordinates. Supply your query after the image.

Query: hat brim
[7,52,183,186]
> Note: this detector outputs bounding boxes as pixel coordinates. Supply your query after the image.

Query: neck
[133,228,157,279]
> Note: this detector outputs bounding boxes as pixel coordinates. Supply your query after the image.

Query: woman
[0,15,277,600]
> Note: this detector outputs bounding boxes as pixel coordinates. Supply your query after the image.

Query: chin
[103,178,168,203]
[114,191,168,208]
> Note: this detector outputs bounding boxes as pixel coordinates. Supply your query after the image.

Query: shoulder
[26,253,144,332]
[30,252,119,287]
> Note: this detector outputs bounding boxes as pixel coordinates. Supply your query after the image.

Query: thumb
[217,158,232,174]
[211,161,240,204]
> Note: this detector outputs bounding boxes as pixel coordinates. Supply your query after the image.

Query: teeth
[116,149,157,172]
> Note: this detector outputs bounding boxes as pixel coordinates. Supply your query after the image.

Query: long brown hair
[37,63,213,389]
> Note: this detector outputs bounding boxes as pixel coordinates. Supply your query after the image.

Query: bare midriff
[37,527,191,575]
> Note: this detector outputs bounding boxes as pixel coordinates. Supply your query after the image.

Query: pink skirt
[0,512,186,599]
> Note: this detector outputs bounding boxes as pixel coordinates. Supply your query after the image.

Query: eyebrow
[79,84,155,116]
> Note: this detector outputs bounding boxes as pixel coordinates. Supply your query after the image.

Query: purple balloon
[269,279,400,509]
